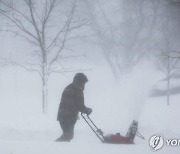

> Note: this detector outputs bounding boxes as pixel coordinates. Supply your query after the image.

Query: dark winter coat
[57,81,89,121]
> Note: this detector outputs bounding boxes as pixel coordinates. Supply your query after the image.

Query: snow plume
[84,60,161,135]
[116,60,161,128]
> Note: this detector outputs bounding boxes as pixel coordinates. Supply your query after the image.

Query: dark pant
[57,115,77,142]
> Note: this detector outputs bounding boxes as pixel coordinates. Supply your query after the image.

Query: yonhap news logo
[149,135,180,151]
[149,135,164,151]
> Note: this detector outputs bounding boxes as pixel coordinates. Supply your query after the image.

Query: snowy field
[0,60,180,154]
[0,140,180,154]
[0,0,180,153]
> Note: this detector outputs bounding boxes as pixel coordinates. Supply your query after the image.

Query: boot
[55,135,70,142]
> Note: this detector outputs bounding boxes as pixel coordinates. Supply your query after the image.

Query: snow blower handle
[81,113,104,143]
[136,131,145,140]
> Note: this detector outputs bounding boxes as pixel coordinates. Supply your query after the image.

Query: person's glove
[85,108,92,115]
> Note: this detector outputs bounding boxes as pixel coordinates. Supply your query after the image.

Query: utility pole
[167,52,170,106]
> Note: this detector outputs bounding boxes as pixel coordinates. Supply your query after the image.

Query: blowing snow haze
[0,0,180,154]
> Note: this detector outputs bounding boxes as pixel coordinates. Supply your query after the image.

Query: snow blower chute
[81,113,145,144]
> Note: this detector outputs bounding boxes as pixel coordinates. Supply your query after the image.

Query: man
[56,73,92,142]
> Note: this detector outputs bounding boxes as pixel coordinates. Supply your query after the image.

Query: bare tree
[155,51,180,105]
[0,0,87,113]
[84,0,162,79]
[151,0,180,105]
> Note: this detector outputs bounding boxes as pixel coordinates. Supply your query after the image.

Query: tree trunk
[167,77,170,105]
[167,55,170,106]
[42,60,48,114]
[42,77,48,113]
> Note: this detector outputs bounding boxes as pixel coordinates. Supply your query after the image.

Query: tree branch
[1,58,42,78]
[0,10,38,41]
[48,0,77,71]
[41,0,56,48]
[1,29,39,46]
[26,0,43,49]
[0,0,34,25]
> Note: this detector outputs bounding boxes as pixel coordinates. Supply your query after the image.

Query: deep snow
[0,140,180,154]
[0,59,180,154]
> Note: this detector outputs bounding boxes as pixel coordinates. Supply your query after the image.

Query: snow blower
[81,113,145,144]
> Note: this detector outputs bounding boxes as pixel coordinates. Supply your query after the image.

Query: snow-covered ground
[0,57,180,153]
[0,140,180,154]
